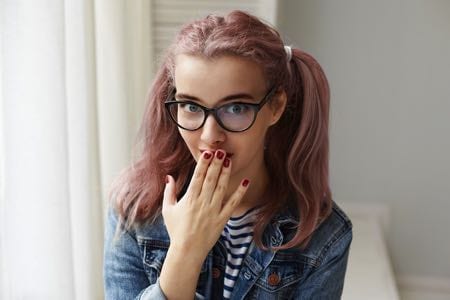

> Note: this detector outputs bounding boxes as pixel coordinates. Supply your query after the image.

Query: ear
[268,90,287,126]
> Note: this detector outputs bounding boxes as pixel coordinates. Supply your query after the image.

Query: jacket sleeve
[103,208,167,300]
[292,227,353,300]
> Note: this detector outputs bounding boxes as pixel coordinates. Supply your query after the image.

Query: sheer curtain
[0,1,151,299]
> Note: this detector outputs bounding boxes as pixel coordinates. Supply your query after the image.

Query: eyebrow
[174,92,255,104]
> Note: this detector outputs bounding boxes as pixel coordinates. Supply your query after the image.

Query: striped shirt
[220,207,258,299]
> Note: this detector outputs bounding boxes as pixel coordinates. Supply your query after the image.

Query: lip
[200,149,233,158]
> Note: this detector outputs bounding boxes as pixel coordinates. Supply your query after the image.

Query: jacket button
[212,267,221,279]
[268,273,280,286]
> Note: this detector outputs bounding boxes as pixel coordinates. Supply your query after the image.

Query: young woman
[104,10,352,300]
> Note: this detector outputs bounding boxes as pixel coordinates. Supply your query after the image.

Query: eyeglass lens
[168,102,256,131]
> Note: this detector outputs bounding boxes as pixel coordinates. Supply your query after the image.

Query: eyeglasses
[164,87,276,132]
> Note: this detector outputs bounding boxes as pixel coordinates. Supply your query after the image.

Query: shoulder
[135,213,170,244]
[106,207,170,245]
[275,201,353,267]
[304,202,353,264]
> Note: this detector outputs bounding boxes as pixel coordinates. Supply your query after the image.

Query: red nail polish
[224,158,230,168]
[216,150,225,159]
[203,152,212,159]
[242,179,250,187]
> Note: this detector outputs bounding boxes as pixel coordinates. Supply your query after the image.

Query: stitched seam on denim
[310,205,352,265]
[136,237,170,248]
[315,228,352,268]
[254,275,302,291]
[332,202,353,225]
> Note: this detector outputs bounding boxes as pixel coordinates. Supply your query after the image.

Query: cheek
[246,120,271,145]
[179,128,192,144]
[234,126,269,161]
[179,130,198,158]
[234,128,268,159]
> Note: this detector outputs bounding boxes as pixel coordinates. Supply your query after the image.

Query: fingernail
[203,151,212,159]
[165,175,169,184]
[223,158,230,168]
[216,150,225,159]
[242,179,250,187]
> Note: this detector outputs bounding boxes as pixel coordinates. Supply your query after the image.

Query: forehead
[174,54,267,99]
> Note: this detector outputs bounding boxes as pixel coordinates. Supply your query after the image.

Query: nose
[200,114,226,146]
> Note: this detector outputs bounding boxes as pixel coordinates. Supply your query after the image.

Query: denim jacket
[104,201,352,300]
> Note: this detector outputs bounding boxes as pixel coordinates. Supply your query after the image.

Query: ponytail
[255,48,332,250]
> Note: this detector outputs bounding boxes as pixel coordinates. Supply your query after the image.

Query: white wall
[279,0,450,279]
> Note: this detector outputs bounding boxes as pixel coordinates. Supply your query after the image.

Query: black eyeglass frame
[164,87,277,132]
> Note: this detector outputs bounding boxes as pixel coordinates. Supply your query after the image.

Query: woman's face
[173,54,285,183]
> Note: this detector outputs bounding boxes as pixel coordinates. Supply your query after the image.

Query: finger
[186,151,213,197]
[200,150,227,201]
[220,179,250,219]
[162,175,177,212]
[210,158,232,207]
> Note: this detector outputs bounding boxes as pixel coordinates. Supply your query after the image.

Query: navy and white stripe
[220,207,258,299]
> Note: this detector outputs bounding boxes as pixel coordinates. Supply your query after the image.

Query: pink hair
[110,10,332,250]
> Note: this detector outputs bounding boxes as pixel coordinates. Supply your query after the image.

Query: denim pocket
[250,255,307,299]
[137,238,170,284]
[137,237,209,287]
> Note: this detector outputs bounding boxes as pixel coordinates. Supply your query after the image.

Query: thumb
[162,175,177,209]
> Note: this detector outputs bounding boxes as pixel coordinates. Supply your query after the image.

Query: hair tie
[284,45,292,62]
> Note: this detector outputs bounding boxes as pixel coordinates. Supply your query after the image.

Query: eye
[179,103,202,113]
[224,103,250,114]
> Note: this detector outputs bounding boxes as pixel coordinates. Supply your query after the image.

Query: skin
[160,54,286,300]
